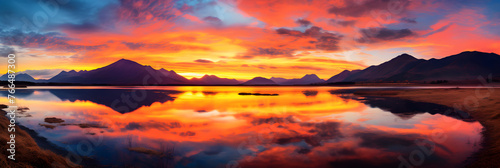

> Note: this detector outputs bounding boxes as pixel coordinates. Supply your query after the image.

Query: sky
[0,0,499,80]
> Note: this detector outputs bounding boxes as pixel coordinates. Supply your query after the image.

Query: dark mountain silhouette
[159,68,189,83]
[34,51,500,85]
[282,74,325,85]
[326,70,361,83]
[0,73,36,82]
[190,75,241,85]
[342,51,500,82]
[389,51,500,81]
[49,59,188,85]
[242,77,278,85]
[344,53,424,82]
[270,77,289,84]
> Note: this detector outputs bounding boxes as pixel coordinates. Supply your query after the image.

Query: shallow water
[2,86,483,168]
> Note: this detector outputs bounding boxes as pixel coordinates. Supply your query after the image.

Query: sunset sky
[0,0,499,80]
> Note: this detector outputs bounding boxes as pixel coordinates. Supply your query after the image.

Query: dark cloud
[0,0,116,31]
[295,19,311,27]
[250,47,294,57]
[276,28,303,36]
[0,29,108,52]
[57,23,101,33]
[117,0,178,24]
[179,131,196,136]
[236,47,295,59]
[203,16,223,26]
[328,0,411,17]
[194,59,214,63]
[357,27,415,43]
[18,69,64,79]
[330,19,356,27]
[0,29,68,46]
[121,42,146,50]
[290,66,324,71]
[400,17,417,23]
[0,45,15,56]
[0,0,179,32]
[121,41,210,51]
[276,26,342,51]
[316,35,341,50]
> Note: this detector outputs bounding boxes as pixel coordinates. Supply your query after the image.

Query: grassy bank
[0,108,79,168]
[354,88,500,168]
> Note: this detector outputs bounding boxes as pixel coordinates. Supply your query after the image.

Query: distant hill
[342,51,500,82]
[159,68,190,83]
[344,53,424,82]
[190,75,240,85]
[270,77,289,84]
[49,59,187,85]
[326,70,361,83]
[242,77,278,85]
[0,73,36,82]
[282,74,325,85]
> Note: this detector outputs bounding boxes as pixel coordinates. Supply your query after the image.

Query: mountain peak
[302,74,321,80]
[456,51,499,57]
[340,70,350,73]
[252,77,268,80]
[460,51,483,54]
[201,74,217,79]
[394,53,417,60]
[113,59,141,66]
[242,77,278,85]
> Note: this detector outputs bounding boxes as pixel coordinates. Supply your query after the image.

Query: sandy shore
[0,108,79,168]
[354,88,500,168]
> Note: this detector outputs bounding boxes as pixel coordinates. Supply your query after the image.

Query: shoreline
[353,88,500,168]
[0,108,79,168]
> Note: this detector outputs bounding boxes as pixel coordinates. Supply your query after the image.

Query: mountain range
[343,51,500,82]
[280,74,325,85]
[0,73,36,82]
[47,59,240,85]
[242,77,278,85]
[326,70,361,83]
[48,59,188,85]
[2,51,499,85]
[190,75,241,85]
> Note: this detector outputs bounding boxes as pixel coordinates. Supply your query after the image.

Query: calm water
[2,86,483,168]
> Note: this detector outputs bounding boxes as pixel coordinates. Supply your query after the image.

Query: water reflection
[2,87,482,168]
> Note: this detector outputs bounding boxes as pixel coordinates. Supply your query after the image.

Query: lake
[2,86,483,168]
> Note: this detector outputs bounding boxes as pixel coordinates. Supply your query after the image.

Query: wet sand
[0,109,79,168]
[354,88,500,168]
